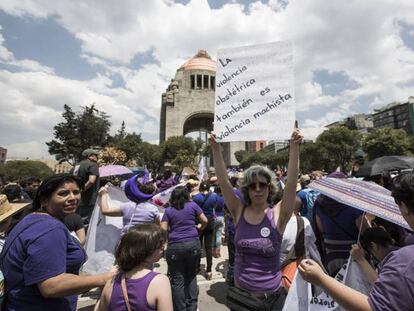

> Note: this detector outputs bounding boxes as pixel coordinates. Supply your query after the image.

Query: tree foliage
[362,127,414,160]
[46,104,111,164]
[316,127,361,172]
[136,142,163,173]
[160,136,200,172]
[110,132,143,160]
[300,142,328,173]
[0,161,54,182]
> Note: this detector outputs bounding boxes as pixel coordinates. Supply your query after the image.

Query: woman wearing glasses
[209,122,303,311]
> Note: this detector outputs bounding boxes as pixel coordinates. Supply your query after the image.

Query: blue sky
[0,0,413,159]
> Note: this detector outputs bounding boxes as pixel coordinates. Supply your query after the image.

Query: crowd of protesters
[0,123,414,311]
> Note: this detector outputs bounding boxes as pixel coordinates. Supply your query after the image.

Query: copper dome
[180,50,216,72]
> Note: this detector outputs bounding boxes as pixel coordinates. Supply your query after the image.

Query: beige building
[159,50,245,166]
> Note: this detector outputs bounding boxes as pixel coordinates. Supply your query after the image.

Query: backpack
[280,216,305,291]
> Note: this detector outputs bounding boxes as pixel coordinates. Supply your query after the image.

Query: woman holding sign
[209,121,302,311]
[299,172,414,311]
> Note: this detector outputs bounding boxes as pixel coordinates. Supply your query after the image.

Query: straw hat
[187,179,199,186]
[0,194,30,223]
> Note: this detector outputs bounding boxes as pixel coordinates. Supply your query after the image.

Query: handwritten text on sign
[214,41,295,142]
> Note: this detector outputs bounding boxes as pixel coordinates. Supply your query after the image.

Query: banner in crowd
[214,41,296,142]
[81,184,125,274]
[197,156,208,181]
[82,183,178,274]
[283,257,372,311]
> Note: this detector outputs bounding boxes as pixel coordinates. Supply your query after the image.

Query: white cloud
[0,0,414,158]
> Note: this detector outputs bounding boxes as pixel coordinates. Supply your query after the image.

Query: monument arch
[159,50,245,166]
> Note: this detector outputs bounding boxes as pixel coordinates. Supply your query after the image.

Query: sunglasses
[248,182,269,191]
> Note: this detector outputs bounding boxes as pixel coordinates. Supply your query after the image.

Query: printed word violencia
[216,66,248,88]
[216,79,256,106]
[217,118,251,140]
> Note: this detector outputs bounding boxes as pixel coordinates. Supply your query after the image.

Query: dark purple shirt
[193,192,217,218]
[368,244,414,311]
[162,202,203,244]
[1,214,86,311]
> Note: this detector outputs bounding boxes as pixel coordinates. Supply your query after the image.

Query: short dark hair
[115,224,166,273]
[391,172,414,213]
[3,184,23,202]
[138,182,155,195]
[360,227,393,251]
[199,181,209,192]
[169,186,190,210]
[33,174,83,211]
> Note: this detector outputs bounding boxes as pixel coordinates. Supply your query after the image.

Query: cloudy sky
[1,0,414,160]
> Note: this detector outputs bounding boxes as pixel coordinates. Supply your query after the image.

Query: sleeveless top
[234,207,282,293]
[108,271,158,311]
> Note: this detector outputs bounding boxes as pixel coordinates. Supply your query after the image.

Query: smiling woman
[0,174,114,311]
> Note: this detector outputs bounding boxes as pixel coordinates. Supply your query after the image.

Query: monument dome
[180,50,216,72]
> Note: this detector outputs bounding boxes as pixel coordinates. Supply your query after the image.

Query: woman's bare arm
[277,121,303,234]
[209,133,243,222]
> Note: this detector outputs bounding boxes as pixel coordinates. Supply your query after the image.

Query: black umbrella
[355,155,414,177]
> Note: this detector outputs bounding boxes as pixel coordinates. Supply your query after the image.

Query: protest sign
[214,41,295,142]
[283,257,372,311]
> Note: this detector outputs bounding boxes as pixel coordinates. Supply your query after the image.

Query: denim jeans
[199,217,215,272]
[213,216,225,248]
[166,239,201,311]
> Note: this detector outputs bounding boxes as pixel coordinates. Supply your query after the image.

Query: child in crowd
[96,223,173,311]
[98,174,160,236]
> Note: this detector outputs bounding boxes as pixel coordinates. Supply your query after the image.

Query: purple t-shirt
[368,244,414,311]
[161,202,203,244]
[234,207,282,293]
[1,214,86,311]
[120,201,160,235]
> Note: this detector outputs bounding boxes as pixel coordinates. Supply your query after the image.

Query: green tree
[136,142,162,173]
[316,127,361,172]
[160,136,199,172]
[111,132,143,161]
[262,149,289,170]
[300,142,328,173]
[46,104,111,164]
[0,161,54,182]
[362,127,414,160]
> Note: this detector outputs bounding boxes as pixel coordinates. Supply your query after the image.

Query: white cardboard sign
[214,41,295,142]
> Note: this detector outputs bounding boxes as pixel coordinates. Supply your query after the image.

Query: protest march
[1,10,414,311]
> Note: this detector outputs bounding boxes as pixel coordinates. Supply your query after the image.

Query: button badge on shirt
[260,227,270,238]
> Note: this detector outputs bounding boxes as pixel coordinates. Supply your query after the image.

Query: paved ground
[77,246,231,311]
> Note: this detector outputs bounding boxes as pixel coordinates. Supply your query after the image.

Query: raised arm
[98,187,122,217]
[209,133,243,222]
[276,121,303,234]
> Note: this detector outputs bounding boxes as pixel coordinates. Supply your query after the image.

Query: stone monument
[159,50,245,166]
